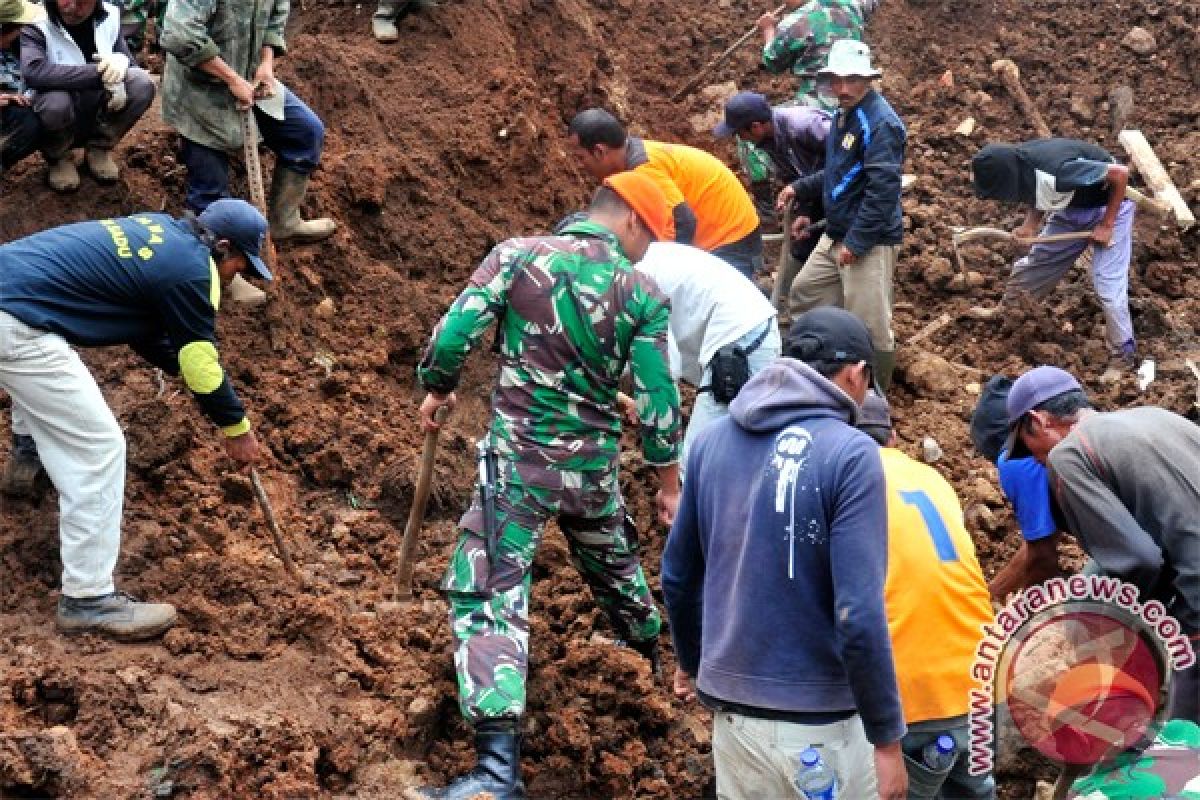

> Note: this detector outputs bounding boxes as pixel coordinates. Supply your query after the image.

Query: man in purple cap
[715,91,831,306]
[1006,365,1200,720]
[0,198,269,641]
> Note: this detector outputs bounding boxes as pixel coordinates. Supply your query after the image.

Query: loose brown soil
[0,0,1196,797]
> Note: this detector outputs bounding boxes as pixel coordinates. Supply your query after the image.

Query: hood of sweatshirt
[971,142,1031,204]
[729,357,859,433]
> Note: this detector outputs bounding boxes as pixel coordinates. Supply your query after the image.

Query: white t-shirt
[636,242,777,386]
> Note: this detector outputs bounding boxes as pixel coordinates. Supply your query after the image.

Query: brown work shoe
[56,591,177,641]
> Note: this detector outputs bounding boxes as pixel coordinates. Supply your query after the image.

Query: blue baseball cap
[714,91,772,138]
[1003,366,1083,458]
[198,198,272,281]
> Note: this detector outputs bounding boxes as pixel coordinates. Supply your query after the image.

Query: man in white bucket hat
[777,38,906,392]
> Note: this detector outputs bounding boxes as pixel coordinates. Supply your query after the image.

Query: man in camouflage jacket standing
[408,172,683,800]
[758,0,877,110]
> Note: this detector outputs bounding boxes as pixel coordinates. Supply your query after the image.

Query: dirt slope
[0,0,1196,796]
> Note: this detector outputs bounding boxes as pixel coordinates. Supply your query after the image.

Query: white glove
[93,53,129,85]
[105,81,127,112]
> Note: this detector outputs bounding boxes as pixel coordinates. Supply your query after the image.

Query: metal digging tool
[394,406,448,601]
[949,226,1094,276]
[240,109,276,269]
[250,468,305,587]
[671,3,787,102]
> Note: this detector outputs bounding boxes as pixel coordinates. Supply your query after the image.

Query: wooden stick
[991,59,1052,138]
[394,406,447,601]
[240,110,278,269]
[908,312,952,345]
[250,468,304,587]
[1118,129,1197,229]
[671,4,786,102]
[770,203,799,310]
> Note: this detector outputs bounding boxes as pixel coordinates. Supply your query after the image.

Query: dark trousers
[1,104,42,169]
[711,225,765,280]
[31,68,155,157]
[181,88,324,212]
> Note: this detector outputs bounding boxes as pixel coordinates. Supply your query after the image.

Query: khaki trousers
[712,711,879,799]
[788,234,897,352]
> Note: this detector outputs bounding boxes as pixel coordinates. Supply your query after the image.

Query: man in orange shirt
[858,393,997,799]
[568,108,764,280]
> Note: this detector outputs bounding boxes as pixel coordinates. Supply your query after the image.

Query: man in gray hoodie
[663,306,907,799]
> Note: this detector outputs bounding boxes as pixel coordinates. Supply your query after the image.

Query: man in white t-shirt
[634,242,780,467]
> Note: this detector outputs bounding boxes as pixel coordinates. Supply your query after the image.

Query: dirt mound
[0,0,1197,796]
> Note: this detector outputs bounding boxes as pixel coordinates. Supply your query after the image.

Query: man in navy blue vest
[0,198,269,640]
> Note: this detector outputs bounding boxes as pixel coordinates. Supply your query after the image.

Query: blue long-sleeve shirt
[662,358,906,745]
[0,213,249,435]
[791,89,906,256]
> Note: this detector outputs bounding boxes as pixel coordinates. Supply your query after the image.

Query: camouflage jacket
[417,220,682,471]
[763,0,868,108]
[158,0,288,151]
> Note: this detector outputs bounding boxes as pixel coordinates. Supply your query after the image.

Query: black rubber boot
[413,718,526,799]
[2,433,45,498]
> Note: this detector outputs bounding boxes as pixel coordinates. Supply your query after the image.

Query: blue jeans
[711,225,765,280]
[901,720,995,800]
[2,104,42,170]
[181,88,324,212]
[681,319,781,474]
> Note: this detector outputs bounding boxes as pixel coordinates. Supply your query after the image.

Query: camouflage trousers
[442,458,661,725]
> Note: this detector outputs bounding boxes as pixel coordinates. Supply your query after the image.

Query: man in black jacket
[778,39,905,390]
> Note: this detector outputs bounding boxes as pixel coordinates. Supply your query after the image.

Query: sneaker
[47,158,80,192]
[56,591,177,641]
[2,433,45,498]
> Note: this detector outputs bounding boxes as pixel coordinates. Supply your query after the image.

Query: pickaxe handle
[671,4,787,102]
[394,406,447,600]
[250,467,305,587]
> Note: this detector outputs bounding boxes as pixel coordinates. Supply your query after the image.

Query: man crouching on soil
[663,307,907,799]
[0,199,269,640]
[408,171,683,800]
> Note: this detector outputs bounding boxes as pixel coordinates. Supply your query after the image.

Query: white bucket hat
[817,39,882,79]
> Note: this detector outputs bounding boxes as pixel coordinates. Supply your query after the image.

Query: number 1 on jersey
[899,489,959,562]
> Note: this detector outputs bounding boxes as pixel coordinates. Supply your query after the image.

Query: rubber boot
[268,168,337,243]
[371,0,400,42]
[47,156,80,191]
[874,349,896,394]
[57,591,177,641]
[43,129,79,192]
[2,433,44,498]
[618,636,661,680]
[409,719,526,800]
[226,273,267,308]
[85,147,120,183]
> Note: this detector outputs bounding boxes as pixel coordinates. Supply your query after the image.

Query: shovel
[394,406,448,601]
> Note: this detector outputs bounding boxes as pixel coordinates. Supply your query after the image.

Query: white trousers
[0,311,124,597]
[713,711,879,800]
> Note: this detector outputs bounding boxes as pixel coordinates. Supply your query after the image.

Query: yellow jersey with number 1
[879,447,995,724]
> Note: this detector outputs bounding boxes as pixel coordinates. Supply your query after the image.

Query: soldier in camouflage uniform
[118,0,164,55]
[408,172,683,800]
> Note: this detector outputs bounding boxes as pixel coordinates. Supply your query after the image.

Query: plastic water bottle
[794,747,836,800]
[922,734,957,771]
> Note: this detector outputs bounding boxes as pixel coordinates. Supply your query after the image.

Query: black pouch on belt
[708,344,751,405]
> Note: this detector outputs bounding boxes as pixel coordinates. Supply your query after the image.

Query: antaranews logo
[968,575,1196,774]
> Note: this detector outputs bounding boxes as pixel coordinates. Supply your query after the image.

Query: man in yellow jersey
[567,108,764,280]
[858,393,997,799]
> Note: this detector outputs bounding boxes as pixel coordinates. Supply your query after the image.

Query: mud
[0,0,1197,796]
